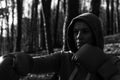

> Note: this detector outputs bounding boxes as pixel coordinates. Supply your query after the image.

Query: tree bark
[63,0,79,51]
[28,0,39,53]
[116,0,120,32]
[90,0,101,16]
[9,0,15,52]
[106,0,111,35]
[40,9,46,50]
[111,0,114,34]
[15,0,23,51]
[53,0,60,48]
[41,0,53,54]
[0,25,3,55]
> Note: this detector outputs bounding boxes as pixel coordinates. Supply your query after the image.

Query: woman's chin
[77,43,85,49]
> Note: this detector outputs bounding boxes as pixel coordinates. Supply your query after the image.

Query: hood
[67,13,104,53]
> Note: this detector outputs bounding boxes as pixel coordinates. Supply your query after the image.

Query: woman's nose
[76,31,81,39]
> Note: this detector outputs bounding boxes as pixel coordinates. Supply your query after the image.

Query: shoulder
[60,51,73,58]
[52,51,73,56]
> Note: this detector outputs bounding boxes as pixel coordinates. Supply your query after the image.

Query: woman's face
[73,22,94,49]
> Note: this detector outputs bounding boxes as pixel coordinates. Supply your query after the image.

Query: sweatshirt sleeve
[110,57,120,80]
[31,52,62,74]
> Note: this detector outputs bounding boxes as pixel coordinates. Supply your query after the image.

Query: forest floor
[104,33,120,56]
[20,33,120,80]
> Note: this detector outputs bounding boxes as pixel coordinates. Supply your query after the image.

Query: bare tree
[40,9,46,50]
[5,0,11,53]
[116,0,120,32]
[27,0,39,53]
[15,0,23,51]
[106,0,111,35]
[0,23,3,55]
[10,0,15,52]
[63,0,79,51]
[90,0,101,16]
[111,0,114,34]
[53,0,60,48]
[41,0,53,54]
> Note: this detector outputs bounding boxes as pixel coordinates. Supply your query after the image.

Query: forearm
[31,55,60,74]
[14,52,62,76]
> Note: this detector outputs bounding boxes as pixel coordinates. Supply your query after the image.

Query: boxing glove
[0,54,20,80]
[72,44,118,79]
[14,52,34,76]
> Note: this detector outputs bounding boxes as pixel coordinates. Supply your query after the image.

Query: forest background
[0,0,120,80]
[0,0,120,55]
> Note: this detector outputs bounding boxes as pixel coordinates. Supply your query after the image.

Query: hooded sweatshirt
[64,13,104,80]
[30,13,107,80]
[65,13,119,80]
[67,13,104,53]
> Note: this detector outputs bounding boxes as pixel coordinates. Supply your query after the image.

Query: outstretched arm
[31,52,61,74]
[14,52,62,76]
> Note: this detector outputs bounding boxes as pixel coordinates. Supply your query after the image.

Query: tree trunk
[6,18,10,52]
[10,0,15,52]
[15,0,23,52]
[63,0,79,51]
[79,0,82,13]
[10,23,14,52]
[53,0,60,48]
[106,0,111,35]
[116,0,120,32]
[90,0,101,16]
[28,0,39,53]
[34,0,39,51]
[0,25,3,55]
[63,0,66,15]
[40,9,46,50]
[111,0,114,34]
[41,0,53,54]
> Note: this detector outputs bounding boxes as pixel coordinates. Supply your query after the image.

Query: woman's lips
[76,40,85,49]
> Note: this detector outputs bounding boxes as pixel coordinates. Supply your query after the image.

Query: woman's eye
[74,30,79,34]
[73,30,79,37]
[82,29,90,33]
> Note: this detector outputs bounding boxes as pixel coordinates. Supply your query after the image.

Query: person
[0,13,120,80]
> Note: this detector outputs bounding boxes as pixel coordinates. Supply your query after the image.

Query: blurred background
[0,0,120,56]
